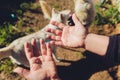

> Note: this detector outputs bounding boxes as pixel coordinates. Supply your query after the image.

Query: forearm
[84,33,109,56]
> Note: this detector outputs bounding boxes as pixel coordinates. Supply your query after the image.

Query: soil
[0,0,120,80]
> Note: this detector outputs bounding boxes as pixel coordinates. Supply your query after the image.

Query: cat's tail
[39,0,52,20]
[0,45,13,59]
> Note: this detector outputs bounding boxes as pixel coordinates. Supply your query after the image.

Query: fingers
[50,41,63,46]
[51,21,66,29]
[40,39,47,56]
[46,28,62,36]
[25,38,55,63]
[24,42,34,60]
[46,35,63,46]
[72,14,83,26]
[47,35,61,41]
[46,43,54,61]
[46,43,52,56]
[14,67,30,79]
[40,39,55,61]
[31,39,39,57]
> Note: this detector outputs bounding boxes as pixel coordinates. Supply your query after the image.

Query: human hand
[14,39,60,80]
[46,14,87,48]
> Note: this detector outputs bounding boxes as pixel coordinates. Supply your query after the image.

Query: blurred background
[0,0,120,80]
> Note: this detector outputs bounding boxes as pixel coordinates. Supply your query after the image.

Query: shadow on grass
[57,51,118,80]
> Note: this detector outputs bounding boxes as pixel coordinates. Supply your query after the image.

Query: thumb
[72,14,83,27]
[14,67,30,78]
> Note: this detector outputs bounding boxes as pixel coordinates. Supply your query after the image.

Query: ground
[0,0,120,80]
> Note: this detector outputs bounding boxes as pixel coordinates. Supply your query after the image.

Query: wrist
[81,31,88,48]
[84,33,92,49]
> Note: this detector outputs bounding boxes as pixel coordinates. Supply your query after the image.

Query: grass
[94,1,120,26]
[0,23,15,47]
[0,58,14,74]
